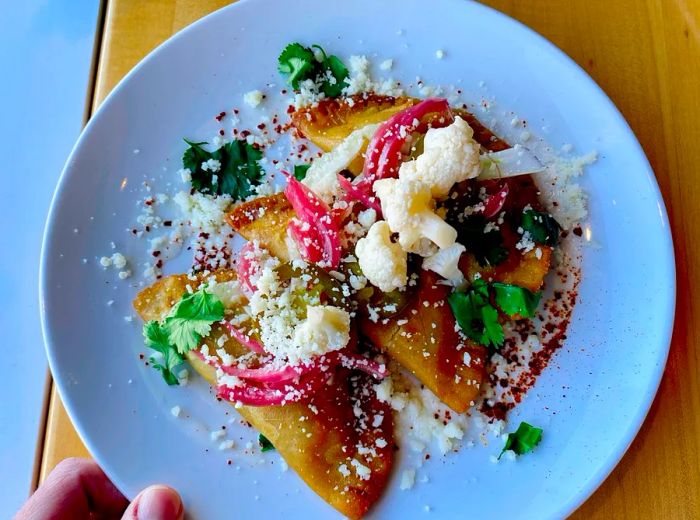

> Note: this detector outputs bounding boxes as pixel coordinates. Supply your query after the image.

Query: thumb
[121,485,184,520]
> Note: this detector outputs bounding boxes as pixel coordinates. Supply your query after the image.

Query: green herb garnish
[448,280,504,349]
[182,139,263,201]
[457,214,508,267]
[259,433,275,452]
[277,43,348,97]
[144,321,183,386]
[448,280,541,349]
[492,282,541,318]
[521,209,561,246]
[142,288,225,385]
[293,163,311,181]
[499,421,543,459]
[277,43,316,89]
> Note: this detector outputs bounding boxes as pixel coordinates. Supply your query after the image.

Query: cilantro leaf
[499,421,543,459]
[150,349,184,386]
[182,139,263,201]
[278,43,316,89]
[293,164,311,181]
[521,209,561,246]
[163,318,213,354]
[163,289,225,354]
[141,288,225,385]
[457,214,508,267]
[448,280,504,349]
[492,283,541,318]
[143,321,184,385]
[313,46,349,97]
[258,433,275,452]
[277,42,348,97]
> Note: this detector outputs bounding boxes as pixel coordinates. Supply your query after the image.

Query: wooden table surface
[37,1,700,517]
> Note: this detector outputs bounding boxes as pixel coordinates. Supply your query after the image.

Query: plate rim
[39,0,677,517]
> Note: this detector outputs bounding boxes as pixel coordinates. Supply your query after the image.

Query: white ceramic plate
[41,0,675,518]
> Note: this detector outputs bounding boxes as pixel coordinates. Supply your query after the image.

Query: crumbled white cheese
[173,190,233,234]
[342,55,404,98]
[399,469,416,490]
[355,221,407,292]
[399,116,480,200]
[170,405,182,418]
[374,177,457,253]
[380,58,393,70]
[201,158,221,172]
[219,439,235,451]
[350,458,371,481]
[243,89,264,107]
[534,151,596,230]
[210,429,226,441]
[435,49,445,59]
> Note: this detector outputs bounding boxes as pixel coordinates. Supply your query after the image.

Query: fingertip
[124,485,183,520]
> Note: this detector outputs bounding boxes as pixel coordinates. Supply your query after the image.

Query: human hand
[14,458,184,520]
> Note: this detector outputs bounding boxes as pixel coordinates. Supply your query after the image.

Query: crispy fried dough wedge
[226,194,294,261]
[133,271,393,519]
[359,271,487,413]
[291,94,510,172]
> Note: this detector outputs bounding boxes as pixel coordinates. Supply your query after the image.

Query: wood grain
[39,0,700,517]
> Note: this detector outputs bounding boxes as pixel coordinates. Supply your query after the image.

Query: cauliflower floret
[373,177,457,253]
[399,116,480,200]
[302,123,379,202]
[292,305,350,360]
[355,221,407,292]
[422,242,466,287]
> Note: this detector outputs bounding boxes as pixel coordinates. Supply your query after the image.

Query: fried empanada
[133,271,393,519]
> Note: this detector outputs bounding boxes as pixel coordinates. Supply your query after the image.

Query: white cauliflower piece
[355,221,407,292]
[293,305,350,359]
[399,116,480,200]
[302,123,379,202]
[374,177,457,253]
[422,243,466,287]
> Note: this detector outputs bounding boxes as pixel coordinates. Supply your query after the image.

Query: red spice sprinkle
[219,129,225,136]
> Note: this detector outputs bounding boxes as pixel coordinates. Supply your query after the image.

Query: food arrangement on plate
[104,43,594,518]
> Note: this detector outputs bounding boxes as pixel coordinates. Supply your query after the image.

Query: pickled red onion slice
[284,174,341,268]
[483,183,510,219]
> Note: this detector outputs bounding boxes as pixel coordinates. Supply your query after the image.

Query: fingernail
[136,485,183,520]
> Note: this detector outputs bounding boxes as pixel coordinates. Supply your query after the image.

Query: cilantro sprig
[142,287,225,385]
[448,280,503,348]
[182,139,263,201]
[277,43,349,97]
[258,433,275,452]
[499,421,543,459]
[293,163,311,181]
[521,209,561,246]
[448,280,541,349]
[144,321,183,386]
